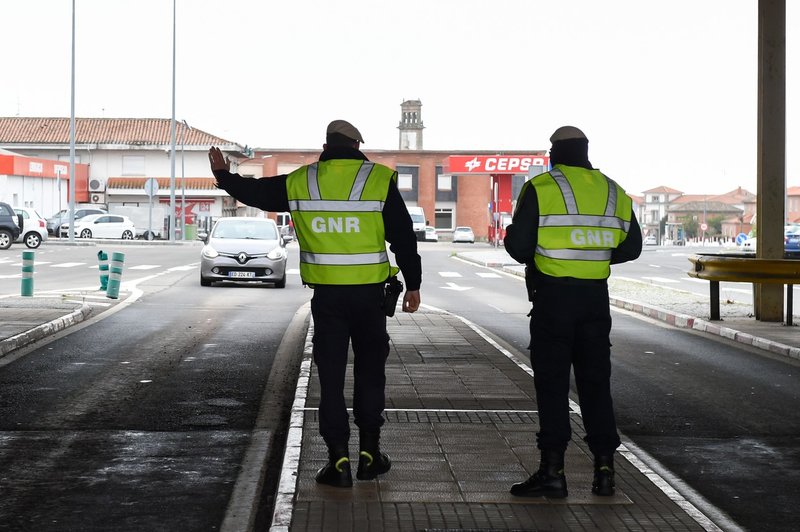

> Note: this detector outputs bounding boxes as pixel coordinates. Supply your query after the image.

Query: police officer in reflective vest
[208,120,422,488]
[504,126,642,498]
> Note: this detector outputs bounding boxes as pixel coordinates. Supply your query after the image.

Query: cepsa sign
[447,155,549,174]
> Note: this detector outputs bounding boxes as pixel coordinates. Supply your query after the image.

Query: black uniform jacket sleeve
[383,180,422,291]
[212,153,422,291]
[503,181,643,266]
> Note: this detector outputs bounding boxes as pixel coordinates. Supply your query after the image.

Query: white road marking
[476,272,502,278]
[439,271,462,278]
[50,262,87,268]
[167,265,197,271]
[642,276,680,283]
[442,282,472,291]
[128,264,161,270]
[287,268,300,275]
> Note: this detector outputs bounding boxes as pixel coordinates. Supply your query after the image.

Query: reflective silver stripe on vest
[536,246,613,261]
[604,176,618,217]
[306,162,375,202]
[300,251,389,265]
[550,168,621,218]
[349,162,374,200]
[550,168,578,213]
[288,199,384,212]
[307,163,321,200]
[539,214,630,232]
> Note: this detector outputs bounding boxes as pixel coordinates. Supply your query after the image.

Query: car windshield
[213,220,277,240]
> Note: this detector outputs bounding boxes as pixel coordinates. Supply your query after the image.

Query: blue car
[785,229,800,255]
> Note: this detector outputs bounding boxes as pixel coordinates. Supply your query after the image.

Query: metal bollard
[97,250,109,291]
[21,250,35,297]
[106,252,125,300]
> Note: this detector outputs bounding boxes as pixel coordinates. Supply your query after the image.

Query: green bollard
[97,250,109,291]
[21,250,35,297]
[106,252,125,300]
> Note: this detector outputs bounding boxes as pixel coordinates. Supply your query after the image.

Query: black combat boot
[356,430,391,480]
[592,454,615,496]
[510,449,568,498]
[315,444,352,488]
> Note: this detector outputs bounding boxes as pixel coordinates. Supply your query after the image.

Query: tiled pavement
[270,310,722,532]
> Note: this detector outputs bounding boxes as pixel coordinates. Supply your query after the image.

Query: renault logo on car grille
[237,252,248,264]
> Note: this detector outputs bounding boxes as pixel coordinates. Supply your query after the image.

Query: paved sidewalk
[271,309,725,531]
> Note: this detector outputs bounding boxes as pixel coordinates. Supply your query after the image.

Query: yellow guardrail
[688,254,800,283]
[687,253,800,323]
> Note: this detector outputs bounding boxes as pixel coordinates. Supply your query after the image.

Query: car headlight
[267,247,287,260]
[202,245,219,258]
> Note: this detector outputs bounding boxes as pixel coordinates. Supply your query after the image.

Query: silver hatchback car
[200,217,288,287]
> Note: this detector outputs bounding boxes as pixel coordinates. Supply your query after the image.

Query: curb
[0,302,93,358]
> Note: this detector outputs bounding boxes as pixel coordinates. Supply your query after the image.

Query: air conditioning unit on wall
[88,178,106,192]
[90,193,105,204]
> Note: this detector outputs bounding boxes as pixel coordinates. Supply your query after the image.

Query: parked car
[740,226,800,255]
[60,214,135,239]
[200,217,288,288]
[643,234,658,245]
[13,207,48,249]
[452,226,475,244]
[424,226,438,242]
[785,228,800,255]
[0,201,22,250]
[47,206,107,236]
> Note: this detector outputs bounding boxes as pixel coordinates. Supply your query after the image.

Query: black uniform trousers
[310,283,390,448]
[529,280,621,456]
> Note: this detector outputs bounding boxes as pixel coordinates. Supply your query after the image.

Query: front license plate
[228,271,255,278]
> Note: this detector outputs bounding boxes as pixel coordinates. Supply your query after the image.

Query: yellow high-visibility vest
[286,159,399,285]
[530,164,632,279]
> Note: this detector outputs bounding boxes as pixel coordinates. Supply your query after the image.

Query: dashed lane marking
[476,272,502,278]
[642,276,680,283]
[167,265,197,271]
[438,271,462,277]
[49,262,87,268]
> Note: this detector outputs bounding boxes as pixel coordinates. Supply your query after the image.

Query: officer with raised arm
[208,120,421,488]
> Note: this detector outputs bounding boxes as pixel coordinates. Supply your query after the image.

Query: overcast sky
[1,0,797,196]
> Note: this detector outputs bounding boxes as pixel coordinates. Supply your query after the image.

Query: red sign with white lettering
[447,155,549,174]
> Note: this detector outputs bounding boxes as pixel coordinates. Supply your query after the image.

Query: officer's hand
[208,146,230,172]
[402,290,420,313]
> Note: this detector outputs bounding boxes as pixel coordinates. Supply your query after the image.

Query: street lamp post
[168,0,177,242]
[180,120,190,240]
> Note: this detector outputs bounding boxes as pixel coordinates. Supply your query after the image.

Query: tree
[681,216,699,238]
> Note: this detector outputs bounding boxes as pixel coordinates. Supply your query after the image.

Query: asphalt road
[0,241,798,531]
[0,242,311,531]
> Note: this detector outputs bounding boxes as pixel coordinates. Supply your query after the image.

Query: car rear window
[214,221,277,240]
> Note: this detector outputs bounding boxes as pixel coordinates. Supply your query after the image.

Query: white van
[406,206,427,241]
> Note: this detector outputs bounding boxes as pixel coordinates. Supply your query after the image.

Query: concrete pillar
[755,0,785,321]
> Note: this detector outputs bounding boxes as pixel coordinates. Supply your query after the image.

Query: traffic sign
[735,232,749,245]
[700,222,708,231]
[144,178,159,198]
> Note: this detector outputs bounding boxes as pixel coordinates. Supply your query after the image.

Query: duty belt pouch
[382,276,404,317]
